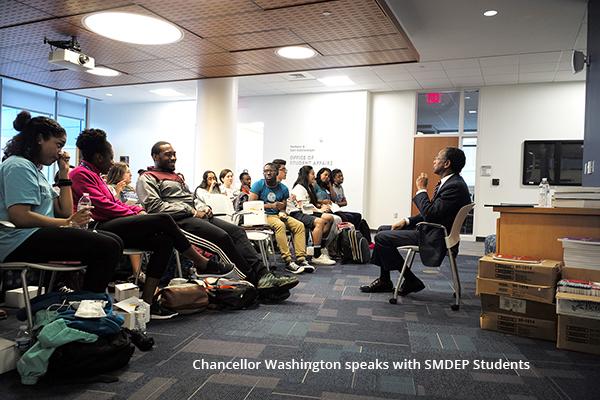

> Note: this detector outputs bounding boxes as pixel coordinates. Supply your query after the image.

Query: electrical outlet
[393,212,398,219]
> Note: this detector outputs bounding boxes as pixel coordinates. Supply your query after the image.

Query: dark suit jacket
[409,174,471,233]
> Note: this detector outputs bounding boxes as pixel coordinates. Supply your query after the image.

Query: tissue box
[114,283,139,302]
[5,286,45,308]
[0,337,18,375]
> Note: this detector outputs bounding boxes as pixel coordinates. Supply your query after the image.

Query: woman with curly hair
[0,111,120,293]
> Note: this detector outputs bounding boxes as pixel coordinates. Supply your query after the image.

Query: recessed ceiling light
[149,88,184,96]
[83,12,183,45]
[465,96,471,99]
[276,46,317,59]
[468,110,477,114]
[86,67,120,76]
[483,10,498,17]
[105,93,113,96]
[317,76,355,87]
[322,11,332,16]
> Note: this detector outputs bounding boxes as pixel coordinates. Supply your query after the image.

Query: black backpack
[337,227,370,264]
[203,277,258,309]
[46,330,135,378]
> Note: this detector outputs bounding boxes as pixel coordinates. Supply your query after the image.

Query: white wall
[89,100,198,186]
[366,91,416,227]
[475,82,586,236]
[238,91,369,212]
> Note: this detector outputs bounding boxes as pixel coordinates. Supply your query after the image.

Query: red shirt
[70,161,143,222]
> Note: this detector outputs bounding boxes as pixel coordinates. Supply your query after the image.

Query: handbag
[157,281,209,314]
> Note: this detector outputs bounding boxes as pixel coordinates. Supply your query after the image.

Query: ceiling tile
[441,59,480,70]
[140,0,260,21]
[554,70,585,81]
[444,68,482,78]
[518,52,561,64]
[405,61,444,72]
[253,0,330,9]
[419,79,452,89]
[0,61,46,75]
[518,63,558,73]
[197,64,264,77]
[107,59,183,75]
[311,34,409,56]
[0,0,52,28]
[478,55,519,67]
[19,0,131,17]
[207,29,303,52]
[450,76,484,86]
[410,70,448,80]
[518,72,556,83]
[481,64,518,75]
[483,74,518,85]
[133,69,202,81]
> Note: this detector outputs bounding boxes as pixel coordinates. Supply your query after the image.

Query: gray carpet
[1,255,599,400]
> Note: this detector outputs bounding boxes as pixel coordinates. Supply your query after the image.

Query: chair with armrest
[388,203,475,311]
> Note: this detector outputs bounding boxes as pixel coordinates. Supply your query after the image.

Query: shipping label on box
[557,315,600,355]
[562,266,600,282]
[481,294,556,321]
[556,292,600,320]
[476,277,556,304]
[478,256,561,286]
[480,311,557,341]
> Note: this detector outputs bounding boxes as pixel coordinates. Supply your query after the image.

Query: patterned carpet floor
[1,255,599,400]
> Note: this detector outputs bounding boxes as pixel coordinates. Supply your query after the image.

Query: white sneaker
[285,261,305,274]
[312,254,336,266]
[299,260,315,273]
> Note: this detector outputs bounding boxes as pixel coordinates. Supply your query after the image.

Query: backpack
[203,277,258,310]
[337,226,370,264]
[46,330,135,378]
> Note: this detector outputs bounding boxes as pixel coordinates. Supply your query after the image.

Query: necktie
[432,181,441,198]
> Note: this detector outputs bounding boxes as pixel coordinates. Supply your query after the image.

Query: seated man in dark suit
[360,147,471,296]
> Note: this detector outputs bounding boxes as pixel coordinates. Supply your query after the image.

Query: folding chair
[389,203,475,311]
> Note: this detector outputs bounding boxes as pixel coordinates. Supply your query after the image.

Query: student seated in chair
[249,163,314,274]
[360,147,471,296]
[137,142,298,302]
[0,111,120,294]
[70,129,235,318]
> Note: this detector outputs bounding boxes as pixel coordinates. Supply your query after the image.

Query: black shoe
[360,278,394,293]
[397,278,425,296]
[197,260,242,280]
[259,289,291,304]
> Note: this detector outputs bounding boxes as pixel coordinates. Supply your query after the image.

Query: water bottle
[77,193,92,229]
[15,325,32,354]
[538,178,550,207]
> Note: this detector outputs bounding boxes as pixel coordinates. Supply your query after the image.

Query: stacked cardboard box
[555,265,600,355]
[476,255,561,341]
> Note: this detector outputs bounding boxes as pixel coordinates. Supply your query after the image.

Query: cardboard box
[476,277,555,304]
[114,283,140,302]
[556,292,600,320]
[557,315,600,355]
[480,294,556,321]
[480,311,556,341]
[0,337,18,375]
[113,297,150,330]
[561,266,600,282]
[478,256,561,286]
[4,286,45,308]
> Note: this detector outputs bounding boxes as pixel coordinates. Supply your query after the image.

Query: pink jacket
[70,161,143,222]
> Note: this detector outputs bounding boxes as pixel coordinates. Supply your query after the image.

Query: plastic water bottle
[15,325,32,354]
[538,178,550,207]
[77,193,92,229]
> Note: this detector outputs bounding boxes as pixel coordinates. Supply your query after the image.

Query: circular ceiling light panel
[276,46,317,59]
[83,12,183,45]
[87,67,120,76]
[483,10,498,17]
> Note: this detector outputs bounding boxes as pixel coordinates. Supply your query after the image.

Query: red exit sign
[427,92,441,104]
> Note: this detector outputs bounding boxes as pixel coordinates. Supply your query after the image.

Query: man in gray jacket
[137,141,298,300]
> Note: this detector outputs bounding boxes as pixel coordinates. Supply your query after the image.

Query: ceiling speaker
[572,50,588,74]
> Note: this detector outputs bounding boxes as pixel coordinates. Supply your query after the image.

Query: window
[463,90,479,134]
[416,91,461,134]
[57,115,83,165]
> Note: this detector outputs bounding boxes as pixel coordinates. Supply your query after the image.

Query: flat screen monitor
[522,140,583,186]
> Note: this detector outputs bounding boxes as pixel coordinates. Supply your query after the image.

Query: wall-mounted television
[522,140,584,186]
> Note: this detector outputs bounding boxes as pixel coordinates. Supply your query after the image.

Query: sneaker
[257,272,299,292]
[197,260,243,280]
[285,261,305,274]
[150,302,178,320]
[311,254,336,266]
[298,260,316,273]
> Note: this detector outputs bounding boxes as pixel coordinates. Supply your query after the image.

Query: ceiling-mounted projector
[45,36,94,72]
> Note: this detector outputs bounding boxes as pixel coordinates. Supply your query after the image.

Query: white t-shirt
[288,185,317,214]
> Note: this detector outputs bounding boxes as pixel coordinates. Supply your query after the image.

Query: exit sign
[427,93,441,104]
